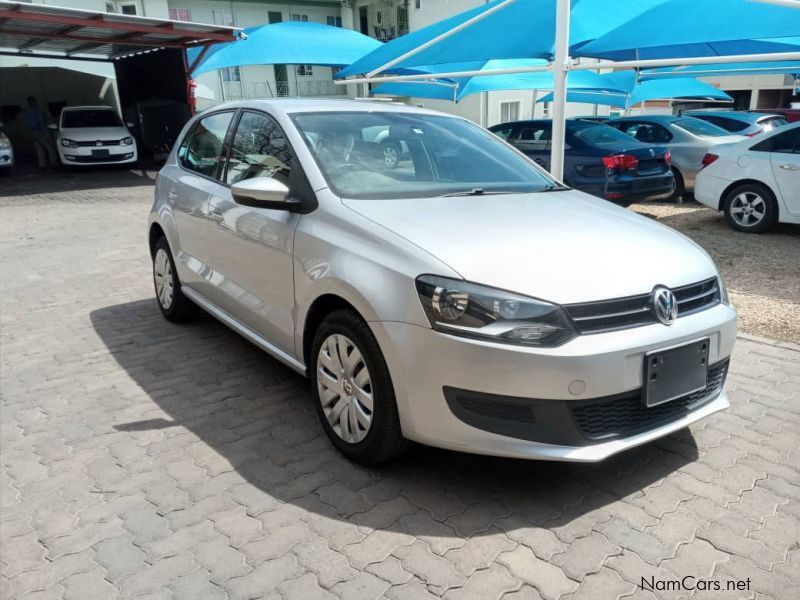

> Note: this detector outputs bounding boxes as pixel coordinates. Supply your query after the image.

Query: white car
[0,122,13,172]
[695,122,800,233]
[54,106,137,166]
[149,99,736,465]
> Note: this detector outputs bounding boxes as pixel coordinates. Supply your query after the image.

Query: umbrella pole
[549,0,570,181]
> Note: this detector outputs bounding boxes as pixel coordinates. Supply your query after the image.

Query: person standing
[23,97,57,172]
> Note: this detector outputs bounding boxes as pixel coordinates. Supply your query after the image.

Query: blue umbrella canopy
[370,59,625,101]
[639,59,800,80]
[338,0,800,78]
[188,21,382,77]
[536,71,733,108]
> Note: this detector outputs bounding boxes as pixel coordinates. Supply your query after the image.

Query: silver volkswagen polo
[148,99,736,464]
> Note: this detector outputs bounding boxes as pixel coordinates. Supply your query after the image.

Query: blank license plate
[643,338,709,407]
[91,149,109,157]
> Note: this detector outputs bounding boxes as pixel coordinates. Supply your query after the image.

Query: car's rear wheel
[310,309,410,465]
[723,183,778,233]
[152,236,197,322]
[667,168,685,203]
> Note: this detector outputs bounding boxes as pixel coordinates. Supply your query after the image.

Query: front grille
[76,140,121,147]
[565,277,720,334]
[67,153,133,163]
[571,360,728,440]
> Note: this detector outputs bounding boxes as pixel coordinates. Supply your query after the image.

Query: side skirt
[182,286,307,376]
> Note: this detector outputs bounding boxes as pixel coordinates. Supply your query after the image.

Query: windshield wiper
[532,184,571,193]
[441,188,517,197]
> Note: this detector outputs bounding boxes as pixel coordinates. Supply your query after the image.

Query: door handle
[779,164,799,171]
[167,191,178,200]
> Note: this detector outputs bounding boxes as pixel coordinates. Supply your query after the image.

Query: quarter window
[178,112,234,180]
[225,111,293,186]
[759,128,799,154]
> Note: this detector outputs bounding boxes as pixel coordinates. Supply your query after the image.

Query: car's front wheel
[723,183,778,233]
[310,309,410,465]
[152,236,197,322]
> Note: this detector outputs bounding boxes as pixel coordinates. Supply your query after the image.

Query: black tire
[152,236,198,322]
[310,309,411,465]
[723,182,779,233]
[667,168,685,203]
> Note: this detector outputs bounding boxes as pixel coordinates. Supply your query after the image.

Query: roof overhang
[0,0,240,61]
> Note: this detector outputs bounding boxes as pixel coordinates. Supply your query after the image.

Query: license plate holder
[91,149,109,157]
[643,338,709,407]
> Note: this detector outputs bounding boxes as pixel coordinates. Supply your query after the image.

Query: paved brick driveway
[1,170,798,600]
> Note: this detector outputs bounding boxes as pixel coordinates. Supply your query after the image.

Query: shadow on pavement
[0,163,158,197]
[91,298,699,537]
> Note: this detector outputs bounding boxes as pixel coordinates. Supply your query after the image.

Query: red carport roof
[0,0,240,60]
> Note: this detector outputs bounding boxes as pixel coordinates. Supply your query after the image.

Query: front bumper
[371,302,736,461]
[58,145,137,166]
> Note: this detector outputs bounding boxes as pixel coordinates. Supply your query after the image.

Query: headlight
[61,138,79,148]
[0,133,10,148]
[121,137,133,146]
[415,275,577,347]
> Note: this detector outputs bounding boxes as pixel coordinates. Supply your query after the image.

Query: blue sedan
[489,119,674,206]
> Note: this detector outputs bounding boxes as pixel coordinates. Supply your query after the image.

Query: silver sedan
[149,99,736,464]
[606,115,744,200]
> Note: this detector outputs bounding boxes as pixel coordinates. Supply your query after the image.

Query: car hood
[342,190,717,304]
[59,127,129,141]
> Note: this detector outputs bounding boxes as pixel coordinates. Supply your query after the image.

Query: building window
[290,14,309,22]
[415,0,421,9]
[500,100,521,123]
[118,2,137,15]
[212,9,234,26]
[297,65,313,76]
[268,11,282,24]
[168,8,191,21]
[105,1,137,14]
[221,67,241,82]
[326,15,342,27]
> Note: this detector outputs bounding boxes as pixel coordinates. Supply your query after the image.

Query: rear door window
[514,125,551,153]
[178,111,235,180]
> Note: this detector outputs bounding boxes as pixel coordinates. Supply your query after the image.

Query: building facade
[3,0,797,128]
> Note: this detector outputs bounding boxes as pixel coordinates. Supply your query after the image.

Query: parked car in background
[606,115,745,201]
[489,119,674,205]
[149,99,736,464]
[53,106,137,166]
[685,110,787,137]
[695,122,800,233]
[751,107,800,124]
[0,122,13,173]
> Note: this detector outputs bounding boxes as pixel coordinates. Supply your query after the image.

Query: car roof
[685,110,772,123]
[62,106,116,112]
[607,115,681,124]
[199,98,448,119]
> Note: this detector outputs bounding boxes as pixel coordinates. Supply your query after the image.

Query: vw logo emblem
[652,286,678,325]
[96,141,102,147]
[649,148,655,156]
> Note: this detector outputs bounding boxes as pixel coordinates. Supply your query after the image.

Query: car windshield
[62,109,123,128]
[291,111,556,199]
[673,118,730,137]
[573,122,638,146]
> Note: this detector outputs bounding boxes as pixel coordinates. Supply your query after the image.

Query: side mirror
[47,123,58,131]
[231,177,298,211]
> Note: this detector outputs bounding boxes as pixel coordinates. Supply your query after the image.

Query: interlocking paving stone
[1,170,798,599]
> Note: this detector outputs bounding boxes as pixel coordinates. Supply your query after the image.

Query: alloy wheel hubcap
[316,334,373,444]
[153,248,174,309]
[730,192,765,226]
[384,146,397,166]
